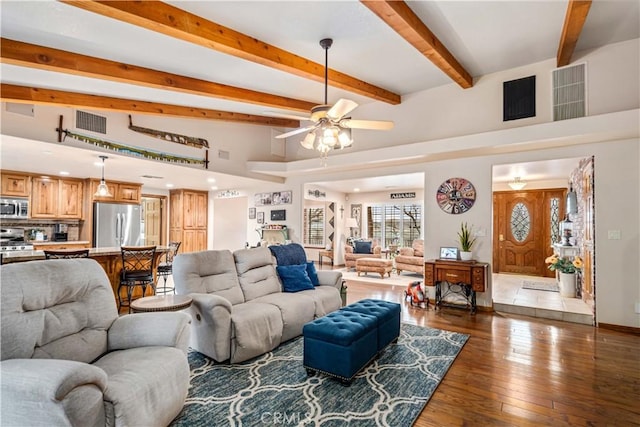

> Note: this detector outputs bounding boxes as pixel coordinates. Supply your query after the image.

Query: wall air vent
[76,110,107,134]
[552,63,586,121]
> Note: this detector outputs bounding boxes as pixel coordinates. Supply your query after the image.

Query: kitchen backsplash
[0,220,81,241]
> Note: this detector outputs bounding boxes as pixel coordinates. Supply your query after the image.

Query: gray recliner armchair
[1,259,192,427]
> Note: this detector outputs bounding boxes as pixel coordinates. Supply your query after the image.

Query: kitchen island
[2,246,169,305]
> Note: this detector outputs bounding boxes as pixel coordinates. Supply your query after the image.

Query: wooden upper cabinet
[31,177,59,218]
[117,183,141,203]
[89,179,141,204]
[1,172,31,197]
[195,192,208,228]
[169,189,208,253]
[31,177,84,219]
[58,179,84,219]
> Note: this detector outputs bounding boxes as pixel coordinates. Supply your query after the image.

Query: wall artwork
[350,204,362,239]
[255,191,292,206]
[257,212,265,224]
[248,208,256,219]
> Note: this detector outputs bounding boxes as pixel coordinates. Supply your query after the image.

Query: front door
[493,189,565,277]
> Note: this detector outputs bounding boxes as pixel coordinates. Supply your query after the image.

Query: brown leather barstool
[155,241,181,295]
[118,245,157,313]
[44,249,90,259]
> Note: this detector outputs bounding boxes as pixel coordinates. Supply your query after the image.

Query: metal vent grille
[76,110,107,134]
[552,63,586,121]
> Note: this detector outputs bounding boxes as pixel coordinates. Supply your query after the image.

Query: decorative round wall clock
[436,177,476,214]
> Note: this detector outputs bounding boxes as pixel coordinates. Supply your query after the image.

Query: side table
[130,295,193,313]
[318,250,334,268]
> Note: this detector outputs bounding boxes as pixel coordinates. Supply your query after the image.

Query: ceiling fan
[272,38,394,152]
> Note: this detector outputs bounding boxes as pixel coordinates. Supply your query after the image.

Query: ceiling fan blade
[275,124,316,139]
[327,99,358,120]
[264,111,311,121]
[340,119,394,130]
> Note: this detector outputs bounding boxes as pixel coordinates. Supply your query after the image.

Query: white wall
[212,196,248,251]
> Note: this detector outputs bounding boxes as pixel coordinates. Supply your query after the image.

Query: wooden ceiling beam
[557,0,592,67]
[0,84,300,128]
[0,38,316,114]
[360,0,472,89]
[61,0,401,105]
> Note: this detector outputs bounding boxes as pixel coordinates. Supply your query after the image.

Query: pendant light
[508,177,527,190]
[94,155,113,197]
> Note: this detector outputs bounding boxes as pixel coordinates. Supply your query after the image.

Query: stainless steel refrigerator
[93,202,142,248]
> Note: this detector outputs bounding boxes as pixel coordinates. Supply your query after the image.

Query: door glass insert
[510,202,531,242]
[550,197,560,243]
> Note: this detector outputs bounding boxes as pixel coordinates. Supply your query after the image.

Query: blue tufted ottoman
[303,310,378,384]
[341,299,401,351]
[340,299,400,351]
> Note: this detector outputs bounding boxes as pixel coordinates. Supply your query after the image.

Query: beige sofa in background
[395,239,425,276]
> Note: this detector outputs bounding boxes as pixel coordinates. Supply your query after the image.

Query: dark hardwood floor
[345,280,640,426]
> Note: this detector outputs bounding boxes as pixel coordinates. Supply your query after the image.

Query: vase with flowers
[545,254,583,297]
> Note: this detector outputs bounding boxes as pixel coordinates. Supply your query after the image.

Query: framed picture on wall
[248,207,256,219]
[257,211,265,224]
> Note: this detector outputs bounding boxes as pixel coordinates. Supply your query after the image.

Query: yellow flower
[545,254,559,264]
[573,256,583,269]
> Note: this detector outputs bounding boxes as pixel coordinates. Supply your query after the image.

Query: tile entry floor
[492,273,594,325]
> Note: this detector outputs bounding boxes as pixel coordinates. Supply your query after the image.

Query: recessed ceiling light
[166,183,174,188]
[207,178,216,183]
[354,188,360,192]
[211,186,218,190]
[59,171,70,175]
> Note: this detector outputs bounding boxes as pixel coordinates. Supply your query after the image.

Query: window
[303,206,324,246]
[368,203,422,247]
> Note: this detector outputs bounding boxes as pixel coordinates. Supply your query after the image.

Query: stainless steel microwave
[0,198,29,219]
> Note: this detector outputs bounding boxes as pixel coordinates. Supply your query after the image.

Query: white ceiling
[1,0,638,192]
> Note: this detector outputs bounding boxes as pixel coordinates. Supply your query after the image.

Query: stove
[0,227,33,252]
[0,241,34,252]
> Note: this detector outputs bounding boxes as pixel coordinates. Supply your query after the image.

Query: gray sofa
[1,259,192,427]
[173,246,343,363]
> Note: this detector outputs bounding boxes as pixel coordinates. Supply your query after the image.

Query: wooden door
[143,197,162,246]
[58,179,83,219]
[31,177,58,218]
[581,158,595,307]
[493,189,565,277]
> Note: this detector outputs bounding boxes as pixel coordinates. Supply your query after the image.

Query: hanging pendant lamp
[94,155,113,197]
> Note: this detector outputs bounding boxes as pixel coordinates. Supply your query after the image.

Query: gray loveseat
[173,246,342,363]
[1,259,192,427]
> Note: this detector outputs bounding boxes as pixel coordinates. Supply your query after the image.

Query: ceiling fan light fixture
[338,128,352,148]
[508,177,527,190]
[301,132,316,149]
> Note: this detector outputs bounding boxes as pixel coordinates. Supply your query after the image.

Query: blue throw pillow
[306,261,319,286]
[354,240,372,254]
[276,264,314,292]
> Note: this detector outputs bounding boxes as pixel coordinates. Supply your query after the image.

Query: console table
[424,259,489,314]
[318,250,334,267]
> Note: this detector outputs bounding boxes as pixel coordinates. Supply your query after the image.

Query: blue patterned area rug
[171,323,468,426]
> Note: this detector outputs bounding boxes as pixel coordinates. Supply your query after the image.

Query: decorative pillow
[276,264,314,292]
[354,240,372,254]
[306,261,319,286]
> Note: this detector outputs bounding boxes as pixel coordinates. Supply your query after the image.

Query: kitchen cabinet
[88,179,141,204]
[31,177,84,219]
[170,189,208,253]
[58,179,84,219]
[1,172,30,197]
[31,177,59,218]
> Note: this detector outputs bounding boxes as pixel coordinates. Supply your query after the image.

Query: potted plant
[545,254,583,297]
[457,222,477,261]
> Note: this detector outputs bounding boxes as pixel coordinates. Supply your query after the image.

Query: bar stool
[44,249,90,259]
[118,245,157,313]
[156,241,181,295]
